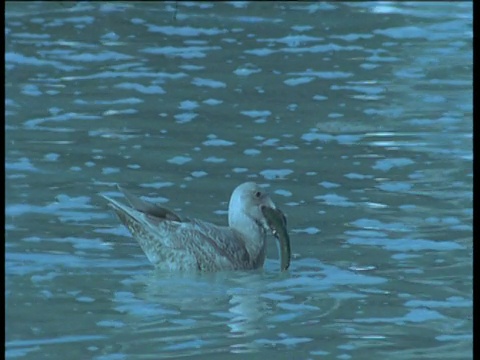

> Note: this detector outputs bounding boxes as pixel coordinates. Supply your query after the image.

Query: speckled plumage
[101,182,290,272]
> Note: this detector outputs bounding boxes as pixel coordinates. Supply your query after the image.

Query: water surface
[6,2,472,359]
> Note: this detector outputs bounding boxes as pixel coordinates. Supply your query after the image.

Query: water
[5,2,472,359]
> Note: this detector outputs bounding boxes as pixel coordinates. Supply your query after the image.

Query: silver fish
[261,205,291,271]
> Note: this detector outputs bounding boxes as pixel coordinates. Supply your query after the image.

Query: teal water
[6,2,472,359]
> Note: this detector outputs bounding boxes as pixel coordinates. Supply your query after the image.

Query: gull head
[228,182,291,271]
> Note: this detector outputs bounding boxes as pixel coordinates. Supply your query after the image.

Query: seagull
[101,182,291,272]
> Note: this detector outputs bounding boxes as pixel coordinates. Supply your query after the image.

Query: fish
[261,205,291,271]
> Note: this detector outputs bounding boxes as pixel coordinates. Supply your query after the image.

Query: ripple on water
[284,77,315,86]
[354,308,446,324]
[314,193,355,207]
[347,236,465,252]
[191,77,226,88]
[240,110,272,118]
[167,156,192,165]
[202,138,235,146]
[260,169,293,180]
[244,149,261,156]
[174,112,198,123]
[203,156,226,163]
[142,46,222,59]
[404,296,472,309]
[145,25,227,37]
